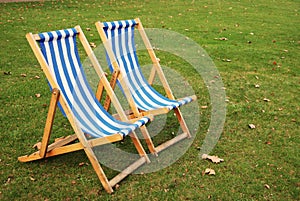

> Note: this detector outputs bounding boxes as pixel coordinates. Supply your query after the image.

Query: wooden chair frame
[18,25,150,194]
[95,18,197,154]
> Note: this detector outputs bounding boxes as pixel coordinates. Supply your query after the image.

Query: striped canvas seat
[19,26,151,194]
[38,28,150,138]
[101,19,194,112]
[96,19,197,154]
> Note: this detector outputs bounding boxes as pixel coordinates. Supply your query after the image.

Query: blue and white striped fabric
[38,28,149,138]
[102,20,193,111]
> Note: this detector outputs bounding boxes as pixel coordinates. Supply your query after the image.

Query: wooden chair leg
[40,88,60,158]
[174,108,191,138]
[139,125,157,155]
[104,69,120,111]
[95,80,104,102]
[84,139,148,194]
[83,146,114,194]
[18,141,84,162]
[129,132,150,163]
[154,107,191,153]
[148,65,156,85]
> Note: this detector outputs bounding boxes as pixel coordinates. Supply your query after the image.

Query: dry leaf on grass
[5,175,13,184]
[222,58,231,62]
[204,168,216,175]
[79,162,89,167]
[248,124,256,129]
[202,154,224,163]
[4,71,12,75]
[89,42,96,48]
[214,37,228,41]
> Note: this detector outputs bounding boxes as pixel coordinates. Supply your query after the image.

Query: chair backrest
[38,28,141,138]
[101,20,182,111]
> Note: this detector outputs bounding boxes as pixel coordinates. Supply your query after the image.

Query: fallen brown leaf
[222,58,231,62]
[89,42,96,48]
[248,124,256,129]
[215,37,228,41]
[79,162,88,167]
[5,176,13,184]
[204,168,215,175]
[4,71,12,75]
[202,154,224,163]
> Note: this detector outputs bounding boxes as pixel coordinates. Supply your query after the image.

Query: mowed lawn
[0,0,299,200]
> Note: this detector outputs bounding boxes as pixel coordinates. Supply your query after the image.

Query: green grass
[0,0,299,200]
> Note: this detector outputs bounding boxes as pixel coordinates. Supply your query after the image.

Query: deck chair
[18,26,152,194]
[95,18,197,154]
